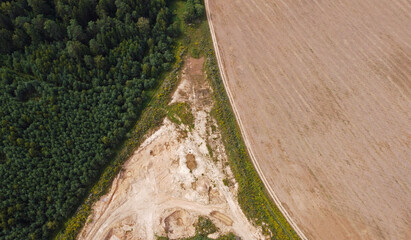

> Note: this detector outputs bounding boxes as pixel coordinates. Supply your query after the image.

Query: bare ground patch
[78,57,263,239]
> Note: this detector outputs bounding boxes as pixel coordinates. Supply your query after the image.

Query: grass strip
[201,19,301,240]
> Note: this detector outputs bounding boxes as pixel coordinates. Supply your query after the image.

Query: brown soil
[77,57,264,240]
[206,0,411,239]
[186,153,197,171]
[210,211,233,226]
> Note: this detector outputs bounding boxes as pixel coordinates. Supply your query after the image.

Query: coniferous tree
[0,0,176,239]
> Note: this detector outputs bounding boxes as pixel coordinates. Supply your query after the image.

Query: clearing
[78,57,264,239]
[206,0,411,239]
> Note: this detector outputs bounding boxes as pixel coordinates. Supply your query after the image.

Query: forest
[0,0,177,239]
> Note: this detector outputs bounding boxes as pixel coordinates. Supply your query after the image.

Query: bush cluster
[183,0,205,23]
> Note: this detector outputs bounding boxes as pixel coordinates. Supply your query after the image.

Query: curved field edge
[202,10,300,240]
[57,1,300,239]
[205,39,299,240]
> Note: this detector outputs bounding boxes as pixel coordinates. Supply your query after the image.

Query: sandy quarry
[206,0,411,239]
[78,57,264,240]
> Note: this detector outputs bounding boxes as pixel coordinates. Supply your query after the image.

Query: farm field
[206,0,411,239]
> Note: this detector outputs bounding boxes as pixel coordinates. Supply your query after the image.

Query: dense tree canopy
[183,0,204,23]
[0,0,177,239]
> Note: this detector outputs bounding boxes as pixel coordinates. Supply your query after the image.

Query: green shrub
[196,216,218,235]
[191,47,200,58]
[167,102,195,129]
[184,0,205,23]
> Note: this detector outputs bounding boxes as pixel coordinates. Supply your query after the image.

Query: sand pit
[78,57,264,239]
[206,0,411,239]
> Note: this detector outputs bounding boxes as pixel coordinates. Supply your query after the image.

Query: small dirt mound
[186,153,197,171]
[164,210,195,239]
[210,211,233,226]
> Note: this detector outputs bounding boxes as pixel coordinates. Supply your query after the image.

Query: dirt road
[205,0,411,239]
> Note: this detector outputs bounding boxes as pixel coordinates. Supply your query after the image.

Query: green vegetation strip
[201,19,301,240]
[158,5,300,237]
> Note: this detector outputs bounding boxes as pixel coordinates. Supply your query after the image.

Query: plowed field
[206,0,411,239]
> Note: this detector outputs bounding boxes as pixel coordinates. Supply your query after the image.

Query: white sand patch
[78,57,264,240]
